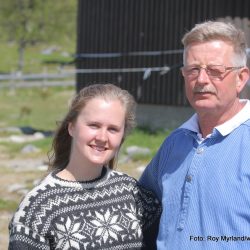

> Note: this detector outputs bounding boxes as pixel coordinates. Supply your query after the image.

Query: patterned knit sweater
[8,167,161,250]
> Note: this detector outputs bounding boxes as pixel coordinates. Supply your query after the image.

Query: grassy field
[0,42,75,74]
[0,86,75,130]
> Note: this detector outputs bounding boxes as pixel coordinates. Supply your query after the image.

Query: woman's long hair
[48,83,136,171]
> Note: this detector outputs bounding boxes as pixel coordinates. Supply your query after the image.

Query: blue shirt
[140,100,250,250]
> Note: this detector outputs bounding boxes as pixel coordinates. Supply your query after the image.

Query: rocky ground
[0,155,48,250]
[0,212,12,250]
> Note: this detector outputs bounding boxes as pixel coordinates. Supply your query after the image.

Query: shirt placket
[177,142,206,230]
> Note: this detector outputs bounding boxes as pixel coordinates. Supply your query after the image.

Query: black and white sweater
[9,168,161,250]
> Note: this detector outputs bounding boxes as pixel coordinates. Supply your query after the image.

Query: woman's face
[68,97,126,169]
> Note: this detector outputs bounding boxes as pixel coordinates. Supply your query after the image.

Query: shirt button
[196,147,204,154]
[186,175,192,182]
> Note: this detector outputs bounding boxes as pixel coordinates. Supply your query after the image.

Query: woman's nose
[95,129,108,141]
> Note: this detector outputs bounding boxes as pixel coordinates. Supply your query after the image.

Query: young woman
[9,83,161,250]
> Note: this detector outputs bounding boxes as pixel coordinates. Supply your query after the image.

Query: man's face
[182,40,248,118]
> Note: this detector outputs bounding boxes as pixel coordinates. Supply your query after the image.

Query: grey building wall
[136,104,194,130]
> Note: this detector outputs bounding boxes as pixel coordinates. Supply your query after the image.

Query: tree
[0,0,76,72]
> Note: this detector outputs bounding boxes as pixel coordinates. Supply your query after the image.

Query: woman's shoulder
[9,173,53,226]
[108,169,158,196]
[12,172,63,212]
[108,169,138,184]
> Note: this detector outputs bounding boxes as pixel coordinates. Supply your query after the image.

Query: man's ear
[236,67,249,93]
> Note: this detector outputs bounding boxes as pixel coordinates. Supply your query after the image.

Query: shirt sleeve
[139,144,166,200]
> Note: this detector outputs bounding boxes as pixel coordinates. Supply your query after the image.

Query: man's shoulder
[243,118,250,126]
[162,127,190,144]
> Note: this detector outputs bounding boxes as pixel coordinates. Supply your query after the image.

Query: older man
[140,21,250,249]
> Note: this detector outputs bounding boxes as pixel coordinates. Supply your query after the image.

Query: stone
[126,146,151,157]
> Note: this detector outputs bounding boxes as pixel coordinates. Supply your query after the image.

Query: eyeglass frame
[181,64,244,80]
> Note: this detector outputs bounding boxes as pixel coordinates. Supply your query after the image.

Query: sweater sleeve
[8,221,50,250]
[133,183,162,250]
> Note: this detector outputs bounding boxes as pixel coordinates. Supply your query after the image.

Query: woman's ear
[68,122,74,137]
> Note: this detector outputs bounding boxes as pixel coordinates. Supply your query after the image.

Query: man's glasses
[181,64,243,80]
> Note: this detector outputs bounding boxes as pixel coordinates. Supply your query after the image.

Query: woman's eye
[89,124,98,129]
[109,127,118,133]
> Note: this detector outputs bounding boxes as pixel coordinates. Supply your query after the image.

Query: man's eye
[208,69,221,76]
[189,67,200,73]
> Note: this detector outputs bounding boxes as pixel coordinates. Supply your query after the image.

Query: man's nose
[197,68,210,83]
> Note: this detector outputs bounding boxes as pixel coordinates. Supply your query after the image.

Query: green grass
[0,86,75,130]
[0,42,18,73]
[0,137,52,159]
[0,42,75,74]
[0,86,74,158]
[122,127,168,160]
[24,45,75,73]
[0,198,18,212]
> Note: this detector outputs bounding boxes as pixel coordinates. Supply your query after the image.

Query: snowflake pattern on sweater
[9,168,161,249]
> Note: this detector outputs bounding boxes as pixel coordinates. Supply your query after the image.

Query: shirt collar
[180,99,250,137]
